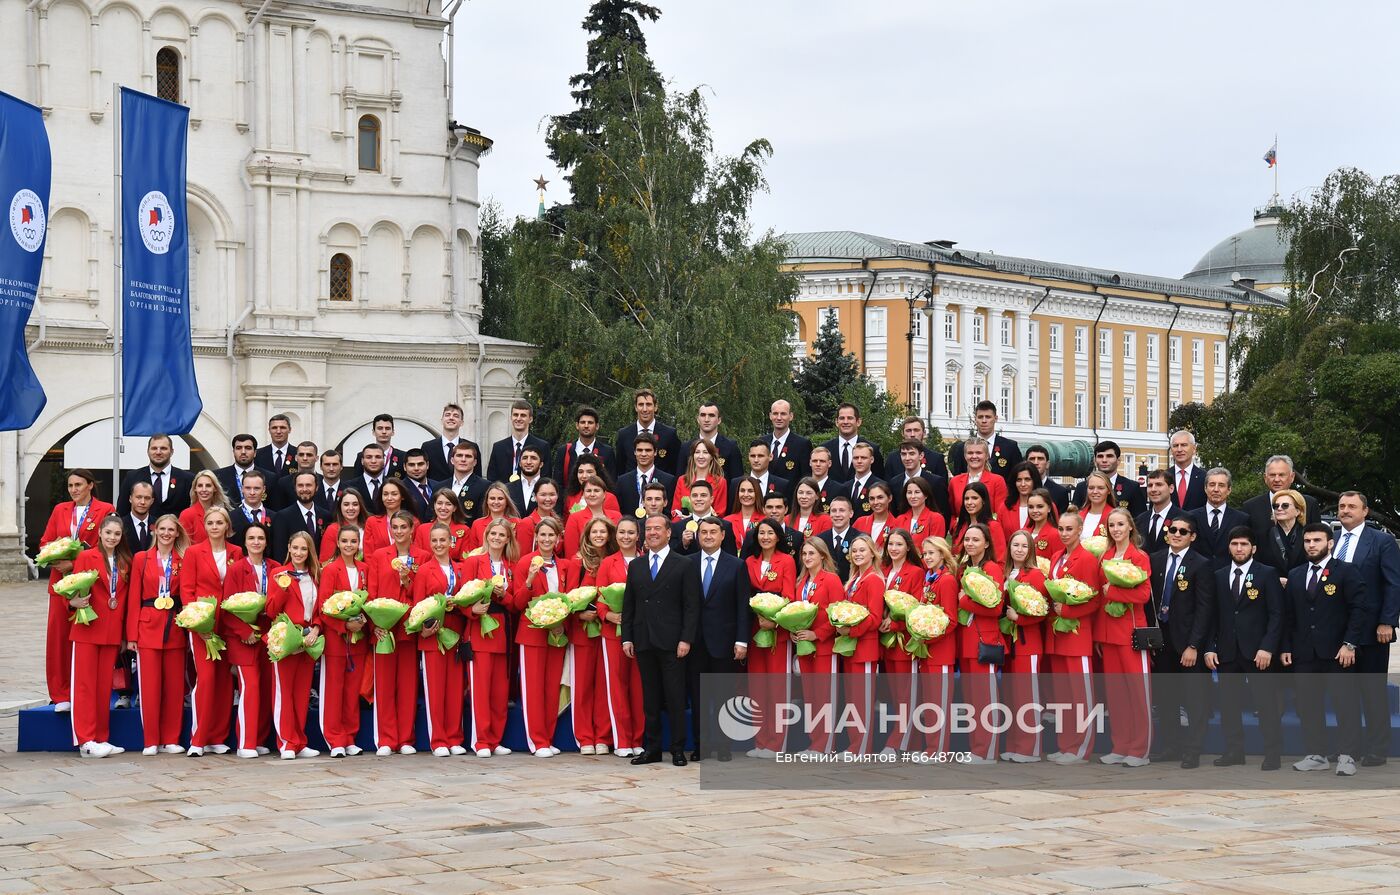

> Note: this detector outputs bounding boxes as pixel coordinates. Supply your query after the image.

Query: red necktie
[1177,469,1187,506]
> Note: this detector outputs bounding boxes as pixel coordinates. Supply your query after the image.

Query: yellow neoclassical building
[781,207,1288,473]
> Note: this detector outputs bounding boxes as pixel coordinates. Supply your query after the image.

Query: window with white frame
[1214,341,1224,368]
[1028,322,1037,349]
[912,379,924,412]
[818,306,839,329]
[1000,317,1012,347]
[1146,397,1157,431]
[944,312,956,341]
[1000,383,1012,416]
[1074,392,1085,428]
[972,376,985,405]
[1049,391,1060,426]
[1192,339,1203,366]
[867,307,886,338]
[1146,333,1158,362]
[1123,331,1134,359]
[1027,387,1037,423]
[1170,336,1181,363]
[1099,328,1111,356]
[972,314,984,344]
[1099,394,1110,428]
[1050,324,1062,352]
[911,311,923,338]
[1074,326,1086,355]
[943,380,956,417]
[1169,398,1180,415]
[1123,396,1135,430]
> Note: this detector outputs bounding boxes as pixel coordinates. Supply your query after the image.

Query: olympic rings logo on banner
[137,190,175,255]
[8,189,46,253]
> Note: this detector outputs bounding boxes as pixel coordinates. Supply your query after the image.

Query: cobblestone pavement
[1,582,1398,894]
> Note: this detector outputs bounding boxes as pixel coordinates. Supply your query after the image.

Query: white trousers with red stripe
[70,642,117,746]
[420,648,465,750]
[518,644,565,753]
[271,653,313,752]
[1100,643,1153,759]
[468,651,508,751]
[568,639,611,748]
[190,634,232,748]
[137,647,185,748]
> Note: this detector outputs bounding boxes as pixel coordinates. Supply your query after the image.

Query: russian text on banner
[0,91,51,431]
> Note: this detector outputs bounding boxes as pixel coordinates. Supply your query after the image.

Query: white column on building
[1015,308,1031,424]
[929,293,945,425]
[959,302,974,417]
[989,297,1004,416]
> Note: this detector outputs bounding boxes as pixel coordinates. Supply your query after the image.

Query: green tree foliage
[478,201,514,339]
[1180,168,1400,525]
[507,37,799,444]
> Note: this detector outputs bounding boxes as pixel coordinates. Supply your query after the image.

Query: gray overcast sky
[453,0,1399,279]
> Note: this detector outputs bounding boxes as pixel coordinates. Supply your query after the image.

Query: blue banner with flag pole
[0,91,51,431]
[118,87,201,436]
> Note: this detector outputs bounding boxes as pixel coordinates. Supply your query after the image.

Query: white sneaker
[879,747,898,757]
[53,702,71,713]
[476,748,492,758]
[449,745,468,756]
[280,749,296,760]
[964,755,996,765]
[330,747,347,758]
[377,746,392,756]
[1003,753,1041,763]
[1050,752,1087,765]
[1099,753,1125,765]
[1336,755,1357,777]
[534,748,553,758]
[296,747,319,759]
[114,695,131,709]
[237,749,259,759]
[615,747,634,757]
[579,745,597,755]
[102,744,125,755]
[432,747,450,757]
[346,745,363,756]
[595,744,610,754]
[745,748,775,759]
[79,741,111,758]
[1121,756,1151,767]
[207,744,229,755]
[1046,751,1065,761]
[255,746,271,756]
[142,746,158,756]
[493,746,512,756]
[162,744,184,754]
[548,746,561,755]
[398,745,417,755]
[186,746,204,757]
[1293,754,1330,772]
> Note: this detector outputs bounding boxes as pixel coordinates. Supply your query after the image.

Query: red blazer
[1078,506,1112,540]
[881,561,927,663]
[564,490,620,517]
[69,548,128,646]
[409,558,468,650]
[361,515,397,558]
[948,474,1008,519]
[1027,523,1064,563]
[367,544,430,642]
[1097,545,1152,647]
[1047,544,1103,657]
[1005,566,1050,657]
[838,569,885,664]
[746,552,797,649]
[724,513,760,548]
[958,560,1006,659]
[509,552,581,647]
[512,512,564,557]
[920,569,961,667]
[265,568,319,632]
[470,514,516,546]
[564,507,622,559]
[317,557,372,657]
[950,519,1008,560]
[180,542,244,638]
[125,548,185,649]
[896,508,946,551]
[222,556,280,664]
[40,500,115,589]
[413,520,477,562]
[461,552,514,653]
[795,570,843,655]
[179,504,208,545]
[594,551,636,640]
[853,515,898,552]
[788,513,832,539]
[1000,502,1034,541]
[672,474,728,517]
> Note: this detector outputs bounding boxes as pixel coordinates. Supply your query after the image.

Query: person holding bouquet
[1046,512,1103,764]
[412,523,469,756]
[367,510,428,755]
[916,537,960,756]
[1001,530,1051,762]
[38,468,115,712]
[570,517,616,754]
[223,521,276,758]
[794,539,842,753]
[414,490,477,562]
[880,529,925,754]
[564,476,621,559]
[178,471,230,548]
[744,518,797,757]
[510,517,579,757]
[318,525,371,757]
[181,506,243,755]
[265,532,322,759]
[596,516,644,757]
[69,515,130,758]
[956,523,1006,763]
[321,490,367,561]
[835,534,884,755]
[1097,508,1154,767]
[896,477,945,553]
[126,515,190,754]
[462,518,517,756]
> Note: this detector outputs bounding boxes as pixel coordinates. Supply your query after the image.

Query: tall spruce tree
[794,314,919,451]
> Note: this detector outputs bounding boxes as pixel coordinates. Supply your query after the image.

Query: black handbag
[1133,587,1165,652]
[977,641,1006,667]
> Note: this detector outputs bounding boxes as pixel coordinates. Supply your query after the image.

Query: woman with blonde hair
[1097,507,1153,767]
[570,517,616,754]
[126,514,192,755]
[179,470,230,547]
[180,505,243,756]
[266,530,323,759]
[1077,471,1117,539]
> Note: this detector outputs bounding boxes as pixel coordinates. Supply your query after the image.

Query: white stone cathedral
[0,0,532,576]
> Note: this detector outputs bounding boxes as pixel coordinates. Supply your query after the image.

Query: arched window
[329,253,353,301]
[358,115,380,171]
[156,47,181,103]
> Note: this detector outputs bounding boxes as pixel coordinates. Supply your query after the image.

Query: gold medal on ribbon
[154,595,174,610]
[634,507,646,518]
[685,521,698,533]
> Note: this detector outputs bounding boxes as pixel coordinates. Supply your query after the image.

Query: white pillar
[959,304,974,418]
[1016,309,1031,424]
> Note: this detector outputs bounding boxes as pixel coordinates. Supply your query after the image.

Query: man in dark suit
[1167,430,1208,512]
[686,402,745,483]
[486,400,553,484]
[1332,491,1400,767]
[420,402,466,482]
[117,434,195,518]
[343,444,392,511]
[1283,522,1372,776]
[730,440,789,505]
[352,414,407,480]
[1187,467,1250,567]
[884,416,949,483]
[228,470,274,550]
[807,447,848,515]
[1071,441,1146,516]
[623,514,700,766]
[216,434,274,512]
[738,495,807,558]
[947,400,1021,490]
[817,496,857,581]
[1024,444,1070,516]
[400,449,437,522]
[1148,515,1215,767]
[433,441,489,523]
[615,388,683,477]
[767,399,813,482]
[1136,470,1186,555]
[274,441,321,512]
[1242,455,1321,545]
[822,402,883,482]
[687,517,752,761]
[615,434,675,518]
[271,471,331,561]
[670,482,736,555]
[887,439,950,517]
[123,481,156,554]
[505,446,545,517]
[316,449,347,509]
[553,405,616,485]
[254,413,294,479]
[844,443,885,521]
[1200,526,1285,769]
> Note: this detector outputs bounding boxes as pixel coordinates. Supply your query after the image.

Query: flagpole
[1273,133,1279,204]
[112,83,123,498]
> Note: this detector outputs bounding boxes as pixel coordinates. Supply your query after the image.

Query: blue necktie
[1338,531,1353,562]
[650,553,660,580]
[703,555,714,597]
[1162,553,1179,619]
